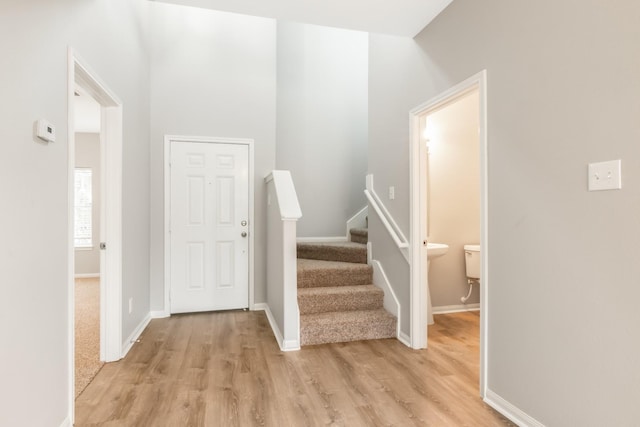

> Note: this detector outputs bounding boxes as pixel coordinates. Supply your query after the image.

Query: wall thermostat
[36,119,56,143]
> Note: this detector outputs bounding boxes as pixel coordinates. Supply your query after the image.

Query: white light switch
[389,186,395,200]
[588,160,622,191]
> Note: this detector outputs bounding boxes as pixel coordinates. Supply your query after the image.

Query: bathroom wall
[426,91,480,308]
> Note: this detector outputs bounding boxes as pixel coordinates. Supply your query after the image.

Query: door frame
[409,70,488,395]
[67,47,124,421]
[164,135,255,315]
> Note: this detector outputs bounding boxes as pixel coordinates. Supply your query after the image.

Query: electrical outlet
[128,297,133,314]
[389,186,395,200]
[588,160,622,191]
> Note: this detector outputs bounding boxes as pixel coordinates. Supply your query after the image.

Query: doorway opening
[409,70,488,396]
[67,48,123,422]
[73,85,104,398]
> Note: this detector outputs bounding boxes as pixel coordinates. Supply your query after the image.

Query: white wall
[368,34,437,334]
[276,22,368,237]
[74,132,101,276]
[426,91,480,307]
[148,3,277,310]
[369,0,640,424]
[0,0,150,425]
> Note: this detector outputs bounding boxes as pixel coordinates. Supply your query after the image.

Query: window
[74,168,93,248]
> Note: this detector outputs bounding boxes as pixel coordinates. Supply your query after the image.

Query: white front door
[170,141,249,313]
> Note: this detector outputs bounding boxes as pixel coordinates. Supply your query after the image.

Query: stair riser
[297,246,366,264]
[301,319,396,346]
[299,291,383,315]
[350,234,367,244]
[298,268,372,288]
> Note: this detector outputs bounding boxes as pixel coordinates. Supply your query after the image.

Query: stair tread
[297,258,371,273]
[298,241,366,249]
[300,309,396,346]
[301,308,394,324]
[349,227,368,236]
[298,284,382,296]
[297,241,367,264]
[298,285,383,314]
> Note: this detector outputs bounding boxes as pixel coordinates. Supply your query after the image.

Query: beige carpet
[75,277,104,398]
[297,228,397,346]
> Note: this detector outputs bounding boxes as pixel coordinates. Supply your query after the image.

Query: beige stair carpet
[349,227,368,244]
[297,241,367,264]
[297,228,396,346]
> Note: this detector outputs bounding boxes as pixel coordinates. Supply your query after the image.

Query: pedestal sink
[427,243,448,325]
[427,242,449,259]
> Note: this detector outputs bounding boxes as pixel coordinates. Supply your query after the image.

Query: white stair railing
[364,174,410,263]
[264,170,302,351]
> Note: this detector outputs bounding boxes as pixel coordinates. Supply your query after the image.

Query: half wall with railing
[264,170,302,351]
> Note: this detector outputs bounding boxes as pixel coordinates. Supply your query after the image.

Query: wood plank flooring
[75,310,514,426]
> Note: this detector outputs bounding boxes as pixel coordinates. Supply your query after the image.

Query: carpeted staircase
[297,227,397,346]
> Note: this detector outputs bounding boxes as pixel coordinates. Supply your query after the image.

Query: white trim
[254,303,301,351]
[68,47,124,425]
[297,205,368,244]
[371,260,399,319]
[150,310,170,319]
[296,236,347,243]
[59,417,72,427]
[398,331,411,347]
[346,205,368,237]
[365,175,409,262]
[121,313,152,358]
[485,389,545,427]
[264,170,302,221]
[164,136,255,313]
[74,273,100,279]
[432,303,480,314]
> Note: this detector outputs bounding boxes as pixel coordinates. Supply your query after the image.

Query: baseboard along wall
[484,389,546,427]
[121,313,152,358]
[432,303,480,314]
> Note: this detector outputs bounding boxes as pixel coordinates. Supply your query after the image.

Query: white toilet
[462,244,480,303]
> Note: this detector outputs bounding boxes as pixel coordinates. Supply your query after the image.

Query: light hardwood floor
[75,310,514,426]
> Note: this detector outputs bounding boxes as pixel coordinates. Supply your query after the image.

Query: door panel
[170,141,249,313]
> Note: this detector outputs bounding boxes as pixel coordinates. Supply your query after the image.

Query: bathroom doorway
[409,70,488,396]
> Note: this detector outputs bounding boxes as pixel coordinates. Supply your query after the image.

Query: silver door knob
[241,232,247,237]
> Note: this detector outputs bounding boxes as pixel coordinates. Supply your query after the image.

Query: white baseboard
[296,236,347,243]
[485,389,545,427]
[74,273,100,279]
[253,302,267,312]
[254,303,300,351]
[432,303,480,314]
[59,416,72,427]
[150,310,170,319]
[398,331,411,348]
[121,312,152,358]
[371,260,399,319]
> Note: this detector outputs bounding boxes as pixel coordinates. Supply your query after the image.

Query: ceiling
[151,0,454,37]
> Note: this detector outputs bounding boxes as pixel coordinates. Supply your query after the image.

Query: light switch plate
[389,186,395,200]
[588,159,621,191]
